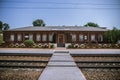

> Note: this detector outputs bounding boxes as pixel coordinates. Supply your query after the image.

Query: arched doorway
[57,34,65,47]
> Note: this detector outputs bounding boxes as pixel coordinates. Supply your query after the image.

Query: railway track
[76,61,120,68]
[0,53,52,68]
[0,60,48,68]
[71,54,120,57]
[1,53,120,69]
[72,54,120,68]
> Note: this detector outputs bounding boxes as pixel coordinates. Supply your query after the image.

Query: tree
[84,22,99,27]
[0,21,10,32]
[3,23,10,30]
[0,21,3,31]
[104,27,120,43]
[32,19,45,26]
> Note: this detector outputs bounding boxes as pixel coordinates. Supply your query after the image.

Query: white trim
[17,34,22,41]
[91,34,95,41]
[10,34,14,41]
[49,34,53,42]
[42,34,47,41]
[36,34,41,41]
[29,34,33,40]
[79,34,83,41]
[72,34,76,42]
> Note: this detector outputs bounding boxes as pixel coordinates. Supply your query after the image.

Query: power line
[0,7,120,10]
[1,1,120,5]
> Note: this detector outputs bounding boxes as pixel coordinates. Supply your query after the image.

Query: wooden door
[58,34,64,44]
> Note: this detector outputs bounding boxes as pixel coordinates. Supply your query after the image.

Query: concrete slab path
[38,67,86,80]
[38,51,86,80]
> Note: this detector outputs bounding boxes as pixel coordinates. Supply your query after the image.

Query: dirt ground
[81,68,120,80]
[0,68,43,80]
[0,56,50,80]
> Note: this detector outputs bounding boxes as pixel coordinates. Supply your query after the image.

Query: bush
[32,43,37,48]
[107,44,112,48]
[9,43,15,48]
[102,44,107,48]
[42,43,48,48]
[38,43,42,48]
[19,43,25,48]
[98,44,102,48]
[50,44,55,48]
[92,44,97,48]
[67,45,73,48]
[14,43,19,48]
[24,40,34,47]
[114,44,120,48]
[74,44,79,48]
[79,44,86,48]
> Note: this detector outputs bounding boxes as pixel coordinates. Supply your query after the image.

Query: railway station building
[3,26,108,47]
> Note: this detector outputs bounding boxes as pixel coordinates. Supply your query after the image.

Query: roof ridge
[6,26,108,31]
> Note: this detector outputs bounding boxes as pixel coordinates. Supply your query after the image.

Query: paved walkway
[38,51,86,80]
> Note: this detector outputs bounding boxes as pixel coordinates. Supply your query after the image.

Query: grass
[0,34,3,45]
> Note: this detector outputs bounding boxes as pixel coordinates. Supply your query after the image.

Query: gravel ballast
[81,68,120,80]
[0,68,43,80]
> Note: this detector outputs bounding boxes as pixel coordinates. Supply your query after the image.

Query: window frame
[49,34,53,42]
[29,34,33,40]
[42,34,47,41]
[84,35,88,40]
[36,34,41,41]
[72,34,76,42]
[17,34,22,41]
[10,34,14,41]
[98,34,103,42]
[91,34,95,41]
[79,34,83,41]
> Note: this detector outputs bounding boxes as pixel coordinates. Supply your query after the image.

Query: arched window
[49,33,53,42]
[29,34,33,40]
[10,34,14,41]
[36,34,41,41]
[84,35,87,40]
[91,34,95,41]
[71,34,76,42]
[42,34,47,41]
[79,34,83,41]
[17,34,22,41]
[98,34,103,42]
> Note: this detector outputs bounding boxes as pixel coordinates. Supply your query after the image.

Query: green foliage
[19,43,25,48]
[42,44,48,48]
[79,44,86,48]
[0,21,3,31]
[14,43,19,48]
[9,43,15,48]
[67,45,73,48]
[50,44,55,48]
[104,27,120,43]
[32,19,46,26]
[84,22,99,27]
[0,21,10,32]
[32,43,41,48]
[3,23,10,30]
[0,34,3,45]
[24,40,34,47]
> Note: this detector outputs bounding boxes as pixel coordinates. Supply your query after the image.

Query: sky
[0,0,120,29]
